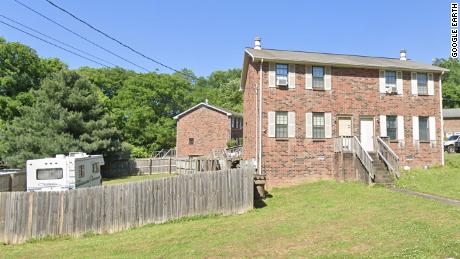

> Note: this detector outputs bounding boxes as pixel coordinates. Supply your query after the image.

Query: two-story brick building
[241,37,447,186]
[174,102,243,158]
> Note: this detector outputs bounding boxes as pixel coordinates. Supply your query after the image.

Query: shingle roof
[245,48,448,72]
[443,108,460,118]
[173,102,242,120]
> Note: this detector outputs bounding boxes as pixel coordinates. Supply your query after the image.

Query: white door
[360,118,374,151]
[338,117,352,136]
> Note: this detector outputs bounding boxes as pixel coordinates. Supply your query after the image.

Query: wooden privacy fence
[175,158,223,174]
[0,171,26,192]
[102,158,176,178]
[0,168,254,244]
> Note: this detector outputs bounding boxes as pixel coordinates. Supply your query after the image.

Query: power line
[45,0,198,80]
[0,14,117,67]
[0,20,109,67]
[13,0,150,72]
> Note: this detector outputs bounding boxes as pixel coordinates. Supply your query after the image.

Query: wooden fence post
[168,158,172,174]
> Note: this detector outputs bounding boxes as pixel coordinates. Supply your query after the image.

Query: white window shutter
[288,112,296,137]
[306,112,313,138]
[288,64,296,89]
[411,72,418,95]
[324,66,332,91]
[397,115,405,141]
[305,65,312,89]
[429,116,436,141]
[379,70,385,93]
[269,63,275,88]
[412,116,419,143]
[379,115,387,137]
[325,112,332,138]
[428,73,434,95]
[396,71,403,95]
[268,112,275,137]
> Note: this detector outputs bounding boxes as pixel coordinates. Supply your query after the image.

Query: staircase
[369,152,395,186]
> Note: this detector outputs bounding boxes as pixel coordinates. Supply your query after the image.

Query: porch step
[368,152,395,185]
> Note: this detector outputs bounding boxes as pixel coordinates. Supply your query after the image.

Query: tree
[77,67,137,97]
[0,70,124,167]
[433,58,460,108]
[111,72,193,155]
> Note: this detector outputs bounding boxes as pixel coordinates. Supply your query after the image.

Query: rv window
[36,168,63,180]
[92,163,100,174]
[78,165,85,177]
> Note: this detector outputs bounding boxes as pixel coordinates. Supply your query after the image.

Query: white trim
[396,71,403,95]
[288,64,296,88]
[440,73,445,165]
[379,115,387,137]
[379,70,385,93]
[288,112,296,137]
[173,102,233,119]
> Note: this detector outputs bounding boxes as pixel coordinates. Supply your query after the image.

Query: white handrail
[352,136,375,180]
[376,137,400,178]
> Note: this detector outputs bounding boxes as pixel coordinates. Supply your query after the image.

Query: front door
[338,117,352,136]
[360,117,374,151]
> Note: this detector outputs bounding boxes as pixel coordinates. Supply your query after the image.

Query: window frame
[417,73,428,95]
[419,116,429,141]
[312,66,325,90]
[78,165,85,178]
[275,63,288,85]
[275,111,288,138]
[188,138,194,145]
[385,71,397,90]
[312,112,326,139]
[386,115,397,140]
[36,168,64,180]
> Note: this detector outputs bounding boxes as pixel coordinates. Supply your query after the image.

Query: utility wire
[45,0,198,80]
[0,20,109,67]
[0,14,117,67]
[14,0,150,72]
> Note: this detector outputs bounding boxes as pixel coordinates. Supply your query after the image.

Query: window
[36,168,63,180]
[189,138,194,145]
[417,73,428,95]
[78,165,85,177]
[275,64,288,85]
[313,113,325,138]
[312,66,325,89]
[275,111,288,138]
[385,71,396,89]
[92,163,100,174]
[419,116,429,141]
[386,116,397,140]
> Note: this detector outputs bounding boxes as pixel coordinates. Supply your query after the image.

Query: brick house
[443,108,460,138]
[174,102,243,158]
[241,37,447,186]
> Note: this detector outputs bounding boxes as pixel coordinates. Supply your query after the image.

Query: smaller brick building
[174,102,243,158]
[443,108,460,138]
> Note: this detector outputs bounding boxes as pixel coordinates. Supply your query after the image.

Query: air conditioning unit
[386,86,397,94]
[276,77,288,86]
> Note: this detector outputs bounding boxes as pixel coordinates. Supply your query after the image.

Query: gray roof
[245,48,447,72]
[173,102,242,120]
[443,108,460,118]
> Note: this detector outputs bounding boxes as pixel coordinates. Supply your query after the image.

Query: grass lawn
[102,173,175,185]
[1,181,460,258]
[396,153,460,200]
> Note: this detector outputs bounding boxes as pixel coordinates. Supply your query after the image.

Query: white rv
[27,152,104,192]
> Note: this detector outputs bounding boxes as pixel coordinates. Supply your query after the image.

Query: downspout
[440,71,445,166]
[258,59,264,174]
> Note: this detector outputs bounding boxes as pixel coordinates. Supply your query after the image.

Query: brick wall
[176,106,231,157]
[444,118,460,137]
[243,60,443,186]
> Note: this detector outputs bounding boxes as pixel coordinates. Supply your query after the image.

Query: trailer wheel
[448,145,456,153]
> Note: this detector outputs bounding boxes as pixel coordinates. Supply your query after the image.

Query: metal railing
[376,137,400,178]
[335,136,375,180]
[152,148,176,159]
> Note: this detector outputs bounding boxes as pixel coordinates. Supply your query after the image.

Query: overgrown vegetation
[396,153,460,200]
[1,181,460,257]
[0,37,242,166]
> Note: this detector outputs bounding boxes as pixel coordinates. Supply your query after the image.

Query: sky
[0,0,452,77]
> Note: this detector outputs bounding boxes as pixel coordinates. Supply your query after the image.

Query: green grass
[396,153,460,200]
[2,181,460,258]
[102,173,175,185]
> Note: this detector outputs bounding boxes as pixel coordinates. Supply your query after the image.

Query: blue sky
[0,0,451,76]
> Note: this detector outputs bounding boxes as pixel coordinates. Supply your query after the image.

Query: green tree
[433,58,460,108]
[77,67,137,97]
[0,70,124,167]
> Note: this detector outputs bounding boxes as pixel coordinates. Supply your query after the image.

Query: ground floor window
[313,112,325,138]
[386,115,397,140]
[275,111,288,138]
[419,116,429,141]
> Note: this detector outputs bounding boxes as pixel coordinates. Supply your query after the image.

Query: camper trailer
[27,152,104,192]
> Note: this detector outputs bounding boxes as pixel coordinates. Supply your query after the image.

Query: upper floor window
[313,112,325,138]
[275,111,288,138]
[385,71,396,89]
[312,66,325,89]
[386,115,397,140]
[275,64,288,86]
[78,165,85,178]
[419,116,429,141]
[189,138,194,145]
[417,73,428,95]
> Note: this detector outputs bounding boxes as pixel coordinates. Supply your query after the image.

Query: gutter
[258,58,263,174]
[440,71,445,166]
